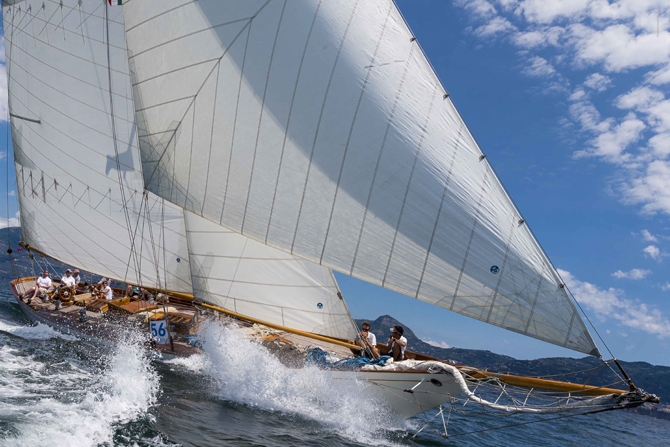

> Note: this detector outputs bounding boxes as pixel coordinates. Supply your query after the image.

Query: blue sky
[2,1,670,366]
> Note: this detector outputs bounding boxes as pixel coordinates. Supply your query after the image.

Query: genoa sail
[185,211,357,340]
[123,0,600,356]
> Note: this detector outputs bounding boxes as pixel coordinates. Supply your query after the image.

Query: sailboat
[3,0,659,426]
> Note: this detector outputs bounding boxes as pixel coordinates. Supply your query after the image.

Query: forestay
[185,211,357,340]
[2,0,192,292]
[124,0,600,356]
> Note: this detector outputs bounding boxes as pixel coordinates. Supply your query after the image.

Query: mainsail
[123,0,600,356]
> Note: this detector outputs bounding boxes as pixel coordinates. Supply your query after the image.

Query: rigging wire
[103,2,142,285]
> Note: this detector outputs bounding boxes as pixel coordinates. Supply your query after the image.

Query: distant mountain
[356,315,670,405]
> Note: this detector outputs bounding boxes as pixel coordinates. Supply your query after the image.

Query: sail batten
[125,0,600,355]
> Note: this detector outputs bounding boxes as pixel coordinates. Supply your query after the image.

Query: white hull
[331,369,461,418]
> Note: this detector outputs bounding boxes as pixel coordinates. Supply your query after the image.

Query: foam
[191,320,408,446]
[0,318,78,341]
[0,332,160,447]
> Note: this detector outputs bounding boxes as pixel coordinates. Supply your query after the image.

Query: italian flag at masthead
[108,0,122,5]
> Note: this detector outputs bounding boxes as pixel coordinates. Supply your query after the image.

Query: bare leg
[391,342,402,361]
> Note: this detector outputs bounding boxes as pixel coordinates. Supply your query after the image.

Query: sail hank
[123,0,600,356]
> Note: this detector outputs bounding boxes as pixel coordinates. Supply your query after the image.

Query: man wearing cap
[61,269,76,288]
[386,325,407,361]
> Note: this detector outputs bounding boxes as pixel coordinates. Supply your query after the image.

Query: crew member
[386,325,407,361]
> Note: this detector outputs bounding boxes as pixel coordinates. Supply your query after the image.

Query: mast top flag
[122,0,600,357]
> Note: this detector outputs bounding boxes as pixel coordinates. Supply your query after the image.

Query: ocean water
[1,289,669,447]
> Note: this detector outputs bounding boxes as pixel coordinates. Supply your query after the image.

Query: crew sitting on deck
[72,269,81,287]
[101,280,113,301]
[60,269,76,288]
[385,325,407,361]
[26,270,53,301]
[350,322,379,359]
[125,284,141,299]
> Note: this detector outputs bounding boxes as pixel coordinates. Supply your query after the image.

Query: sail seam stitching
[290,0,361,254]
[124,0,199,33]
[242,0,288,234]
[131,58,221,88]
[318,0,394,265]
[382,80,439,287]
[448,169,490,310]
[219,21,254,224]
[128,16,252,60]
[485,205,518,323]
[264,0,323,245]
[414,125,461,297]
[349,44,417,275]
[200,63,222,215]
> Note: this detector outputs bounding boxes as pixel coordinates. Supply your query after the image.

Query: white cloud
[641,229,658,241]
[583,73,612,92]
[0,211,19,229]
[623,161,670,214]
[424,339,451,349]
[559,269,670,338]
[646,63,670,85]
[573,112,646,163]
[612,268,652,279]
[7,190,15,197]
[643,244,666,260]
[475,16,516,37]
[569,24,670,72]
[518,0,590,24]
[523,56,557,77]
[661,282,670,291]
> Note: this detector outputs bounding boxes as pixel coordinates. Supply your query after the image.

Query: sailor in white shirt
[101,280,113,301]
[386,325,408,361]
[27,270,53,300]
[72,269,81,286]
[60,269,76,287]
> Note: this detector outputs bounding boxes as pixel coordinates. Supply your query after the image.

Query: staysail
[185,211,357,339]
[2,0,192,292]
[123,0,600,356]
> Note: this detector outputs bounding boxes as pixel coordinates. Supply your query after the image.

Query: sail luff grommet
[410,37,416,42]
[479,154,486,161]
[443,93,450,99]
[518,218,525,225]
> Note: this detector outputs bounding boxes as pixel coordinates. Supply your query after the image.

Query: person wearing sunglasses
[354,322,380,359]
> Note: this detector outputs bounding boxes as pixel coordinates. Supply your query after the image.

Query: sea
[1,274,669,446]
